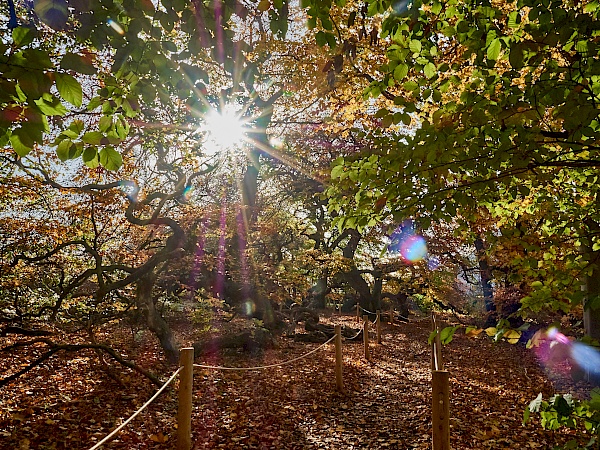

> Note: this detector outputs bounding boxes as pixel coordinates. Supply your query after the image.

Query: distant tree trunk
[338,229,376,311]
[372,268,383,311]
[337,268,375,312]
[137,273,179,363]
[241,150,259,226]
[584,219,600,341]
[310,273,328,309]
[475,236,495,314]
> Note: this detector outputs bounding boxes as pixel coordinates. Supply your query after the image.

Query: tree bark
[474,236,495,314]
[137,273,179,363]
[584,219,600,341]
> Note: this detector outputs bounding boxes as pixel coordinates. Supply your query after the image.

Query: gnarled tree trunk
[137,273,179,363]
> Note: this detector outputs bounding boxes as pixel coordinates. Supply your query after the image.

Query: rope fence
[88,367,183,450]
[86,310,402,450]
[192,335,335,371]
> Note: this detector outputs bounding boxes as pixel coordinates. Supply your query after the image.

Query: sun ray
[241,134,326,184]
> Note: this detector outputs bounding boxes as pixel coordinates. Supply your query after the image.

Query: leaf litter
[0,313,595,449]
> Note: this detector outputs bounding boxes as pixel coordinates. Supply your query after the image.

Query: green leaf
[315,31,327,46]
[99,116,112,132]
[507,11,520,28]
[82,147,99,168]
[82,131,103,144]
[34,96,68,116]
[409,39,422,53]
[404,80,418,91]
[440,326,459,344]
[393,63,408,81]
[99,146,123,171]
[9,129,33,157]
[331,164,344,179]
[12,27,35,48]
[55,73,82,107]
[423,62,436,79]
[60,53,97,75]
[427,330,438,345]
[509,45,524,69]
[487,38,501,61]
[553,395,573,417]
[56,139,72,161]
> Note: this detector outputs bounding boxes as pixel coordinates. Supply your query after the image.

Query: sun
[201,105,247,155]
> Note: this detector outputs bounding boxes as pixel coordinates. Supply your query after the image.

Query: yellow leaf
[258,0,270,11]
[150,432,169,443]
[503,330,521,344]
[465,327,483,337]
[526,330,545,349]
[485,327,497,337]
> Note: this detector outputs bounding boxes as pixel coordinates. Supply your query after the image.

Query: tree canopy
[323,0,600,325]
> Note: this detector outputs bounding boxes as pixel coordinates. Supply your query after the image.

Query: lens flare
[388,220,428,263]
[427,255,440,270]
[400,235,427,262]
[200,104,246,155]
[118,180,139,202]
[107,18,125,35]
[180,185,193,203]
[533,328,600,377]
[35,0,69,30]
[392,0,412,15]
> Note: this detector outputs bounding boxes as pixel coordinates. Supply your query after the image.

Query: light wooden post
[334,325,344,392]
[432,370,450,450]
[431,314,444,371]
[363,315,370,361]
[356,304,360,323]
[177,347,194,450]
[376,310,382,344]
[389,304,394,325]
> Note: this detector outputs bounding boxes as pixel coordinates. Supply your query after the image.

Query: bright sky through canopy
[201,105,247,155]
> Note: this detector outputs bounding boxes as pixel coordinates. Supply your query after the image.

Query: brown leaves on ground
[0,313,594,449]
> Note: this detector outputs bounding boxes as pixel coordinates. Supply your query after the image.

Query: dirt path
[0,315,593,449]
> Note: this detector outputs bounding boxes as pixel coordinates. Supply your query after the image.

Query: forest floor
[0,310,596,449]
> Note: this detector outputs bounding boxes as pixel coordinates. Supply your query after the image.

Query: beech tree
[316,0,600,333]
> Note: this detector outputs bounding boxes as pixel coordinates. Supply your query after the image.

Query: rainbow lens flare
[400,235,427,262]
[107,19,125,35]
[388,220,428,263]
[533,328,600,377]
[180,185,193,203]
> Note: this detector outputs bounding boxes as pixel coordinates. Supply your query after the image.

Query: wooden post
[432,370,450,450]
[431,313,444,371]
[389,304,394,325]
[334,324,344,392]
[363,315,370,361]
[356,304,360,323]
[177,347,194,450]
[376,310,381,344]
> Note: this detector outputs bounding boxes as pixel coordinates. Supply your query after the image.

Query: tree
[319,0,600,332]
[1,0,358,368]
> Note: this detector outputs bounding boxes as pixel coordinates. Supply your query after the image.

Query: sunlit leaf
[55,73,82,107]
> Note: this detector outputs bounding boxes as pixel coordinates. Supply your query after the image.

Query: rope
[358,305,377,315]
[193,335,336,371]
[88,367,183,450]
[345,328,363,341]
